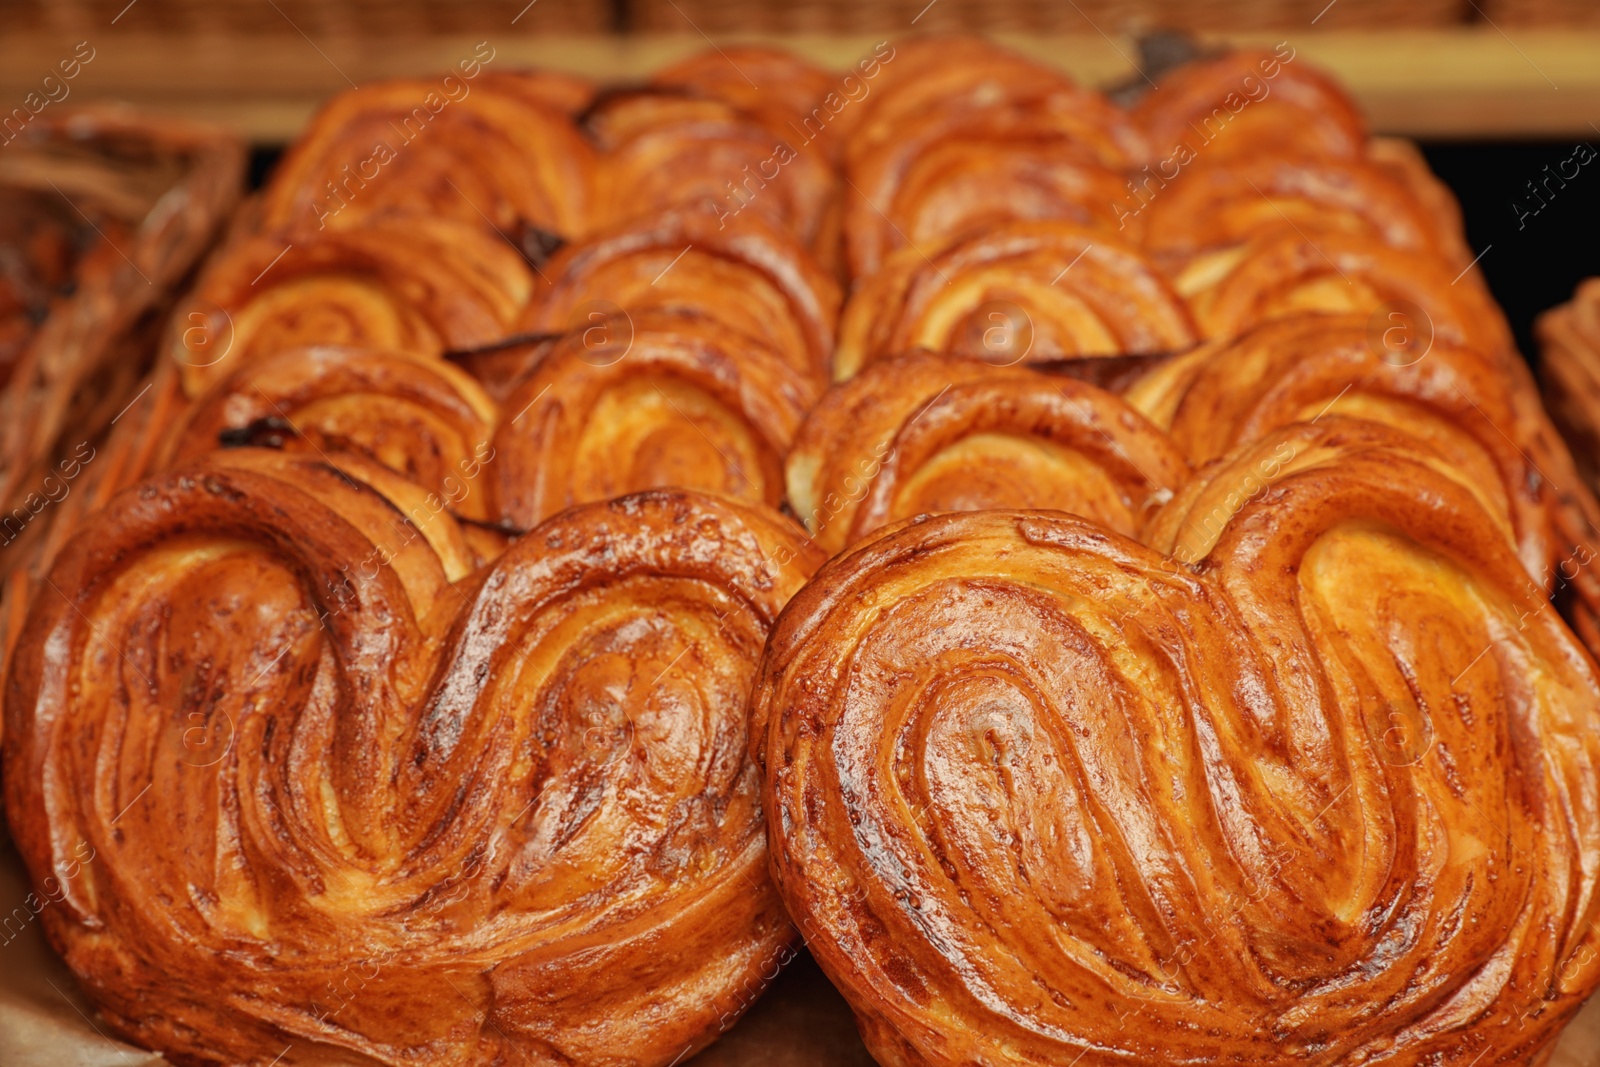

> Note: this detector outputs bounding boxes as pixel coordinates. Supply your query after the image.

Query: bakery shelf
[0,29,1597,141]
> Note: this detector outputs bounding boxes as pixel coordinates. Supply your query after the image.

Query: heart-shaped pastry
[753,422,1600,1066]
[4,452,823,1067]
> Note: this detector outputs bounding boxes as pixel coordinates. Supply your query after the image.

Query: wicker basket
[11,0,615,36]
[629,0,1468,34]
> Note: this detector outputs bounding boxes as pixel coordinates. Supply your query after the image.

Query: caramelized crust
[258,78,596,240]
[169,218,533,397]
[1135,49,1367,165]
[650,46,838,159]
[164,346,500,521]
[587,91,836,246]
[1180,229,1513,360]
[844,102,1130,279]
[5,469,822,1067]
[755,430,1600,1067]
[788,351,1186,553]
[836,221,1197,378]
[521,208,839,385]
[493,309,816,528]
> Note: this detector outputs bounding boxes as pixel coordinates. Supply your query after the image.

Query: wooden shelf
[1,28,1596,142]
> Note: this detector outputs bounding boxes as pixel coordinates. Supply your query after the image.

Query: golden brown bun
[163,345,500,522]
[493,308,817,528]
[1178,229,1513,360]
[258,77,595,240]
[4,465,823,1067]
[170,218,533,398]
[754,421,1600,1067]
[586,91,836,247]
[520,207,840,386]
[650,46,838,160]
[1135,48,1367,164]
[836,221,1197,379]
[843,100,1129,279]
[788,351,1187,553]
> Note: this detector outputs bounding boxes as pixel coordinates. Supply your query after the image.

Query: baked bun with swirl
[162,345,501,523]
[787,351,1187,553]
[649,46,838,161]
[835,221,1196,379]
[1134,48,1367,165]
[5,459,823,1067]
[258,77,595,241]
[1179,229,1513,360]
[520,208,839,386]
[170,217,533,397]
[754,420,1600,1067]
[584,90,836,247]
[492,308,817,528]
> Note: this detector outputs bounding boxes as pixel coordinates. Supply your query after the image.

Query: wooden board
[0,29,1597,142]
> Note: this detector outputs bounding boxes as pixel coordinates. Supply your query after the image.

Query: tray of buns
[4,32,1600,1067]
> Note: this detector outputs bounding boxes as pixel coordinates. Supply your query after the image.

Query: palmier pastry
[585,91,836,247]
[787,351,1186,553]
[649,46,837,160]
[493,308,816,529]
[520,208,839,385]
[170,217,533,397]
[835,38,1133,164]
[843,101,1130,279]
[835,221,1197,379]
[1180,229,1513,360]
[1127,312,1566,585]
[1128,152,1465,273]
[5,458,823,1067]
[1134,48,1366,165]
[163,345,500,523]
[258,77,595,241]
[1538,278,1600,492]
[754,422,1600,1067]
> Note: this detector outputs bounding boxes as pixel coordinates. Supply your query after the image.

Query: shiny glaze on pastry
[5,466,823,1067]
[788,351,1186,553]
[170,218,533,398]
[754,424,1600,1067]
[493,308,816,528]
[836,221,1197,379]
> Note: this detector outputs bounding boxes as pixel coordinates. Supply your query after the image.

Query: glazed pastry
[1538,279,1600,492]
[520,208,839,385]
[258,77,595,241]
[650,46,838,160]
[835,221,1197,379]
[5,462,823,1067]
[1134,48,1367,165]
[788,351,1186,553]
[1129,152,1465,273]
[493,308,816,529]
[843,102,1130,279]
[169,217,533,397]
[163,345,500,522]
[586,91,836,247]
[754,423,1600,1067]
[1180,229,1513,360]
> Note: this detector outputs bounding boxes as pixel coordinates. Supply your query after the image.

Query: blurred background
[2,0,1596,360]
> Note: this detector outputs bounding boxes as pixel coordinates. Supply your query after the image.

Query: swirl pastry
[754,423,1600,1067]
[585,91,836,247]
[788,351,1187,553]
[493,308,816,529]
[1129,153,1465,273]
[1134,48,1367,165]
[843,100,1131,279]
[1539,279,1600,492]
[520,208,839,385]
[169,217,533,397]
[835,221,1197,379]
[649,46,837,160]
[163,345,500,523]
[258,77,595,241]
[1180,229,1513,360]
[5,458,823,1067]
